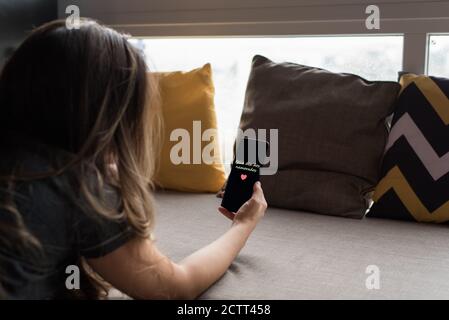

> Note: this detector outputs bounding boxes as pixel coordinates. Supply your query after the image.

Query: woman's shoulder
[0,143,77,211]
[1,139,71,174]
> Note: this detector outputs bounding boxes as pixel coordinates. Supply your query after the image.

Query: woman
[0,19,267,299]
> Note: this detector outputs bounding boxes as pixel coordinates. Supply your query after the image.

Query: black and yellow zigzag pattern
[368,74,449,223]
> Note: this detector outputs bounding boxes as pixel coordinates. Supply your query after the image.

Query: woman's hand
[219,181,267,229]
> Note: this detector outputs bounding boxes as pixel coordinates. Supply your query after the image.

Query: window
[428,34,449,77]
[130,36,403,155]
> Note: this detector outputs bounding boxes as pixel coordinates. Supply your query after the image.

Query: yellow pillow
[154,64,226,193]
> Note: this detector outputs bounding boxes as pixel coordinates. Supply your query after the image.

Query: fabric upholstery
[154,65,226,193]
[238,55,400,218]
[368,74,449,222]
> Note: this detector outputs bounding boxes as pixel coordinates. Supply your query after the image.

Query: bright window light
[130,36,403,156]
[428,34,449,77]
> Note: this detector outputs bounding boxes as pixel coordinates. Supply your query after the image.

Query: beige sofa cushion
[154,191,449,299]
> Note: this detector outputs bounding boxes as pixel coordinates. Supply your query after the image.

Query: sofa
[149,191,449,300]
[116,58,449,300]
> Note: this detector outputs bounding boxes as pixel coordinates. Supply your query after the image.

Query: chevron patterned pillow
[367,74,449,223]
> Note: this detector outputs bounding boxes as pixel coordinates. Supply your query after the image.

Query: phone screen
[221,138,269,213]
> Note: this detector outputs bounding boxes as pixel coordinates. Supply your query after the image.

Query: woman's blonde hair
[0,19,162,298]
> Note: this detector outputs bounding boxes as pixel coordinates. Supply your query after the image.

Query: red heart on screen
[240,174,247,181]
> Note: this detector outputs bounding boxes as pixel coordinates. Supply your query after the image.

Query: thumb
[253,181,262,194]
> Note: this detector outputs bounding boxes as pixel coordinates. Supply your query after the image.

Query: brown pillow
[239,55,400,218]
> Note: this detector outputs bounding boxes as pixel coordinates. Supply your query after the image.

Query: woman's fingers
[219,182,266,222]
[216,190,225,198]
[218,206,235,221]
[251,181,267,206]
[252,181,263,197]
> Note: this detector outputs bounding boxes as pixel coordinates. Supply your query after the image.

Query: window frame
[58,0,449,74]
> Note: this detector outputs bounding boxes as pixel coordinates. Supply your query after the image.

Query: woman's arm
[87,182,267,299]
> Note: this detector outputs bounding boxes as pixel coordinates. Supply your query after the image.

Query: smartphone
[221,137,269,213]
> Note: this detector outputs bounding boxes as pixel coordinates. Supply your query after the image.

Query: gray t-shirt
[0,151,134,299]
